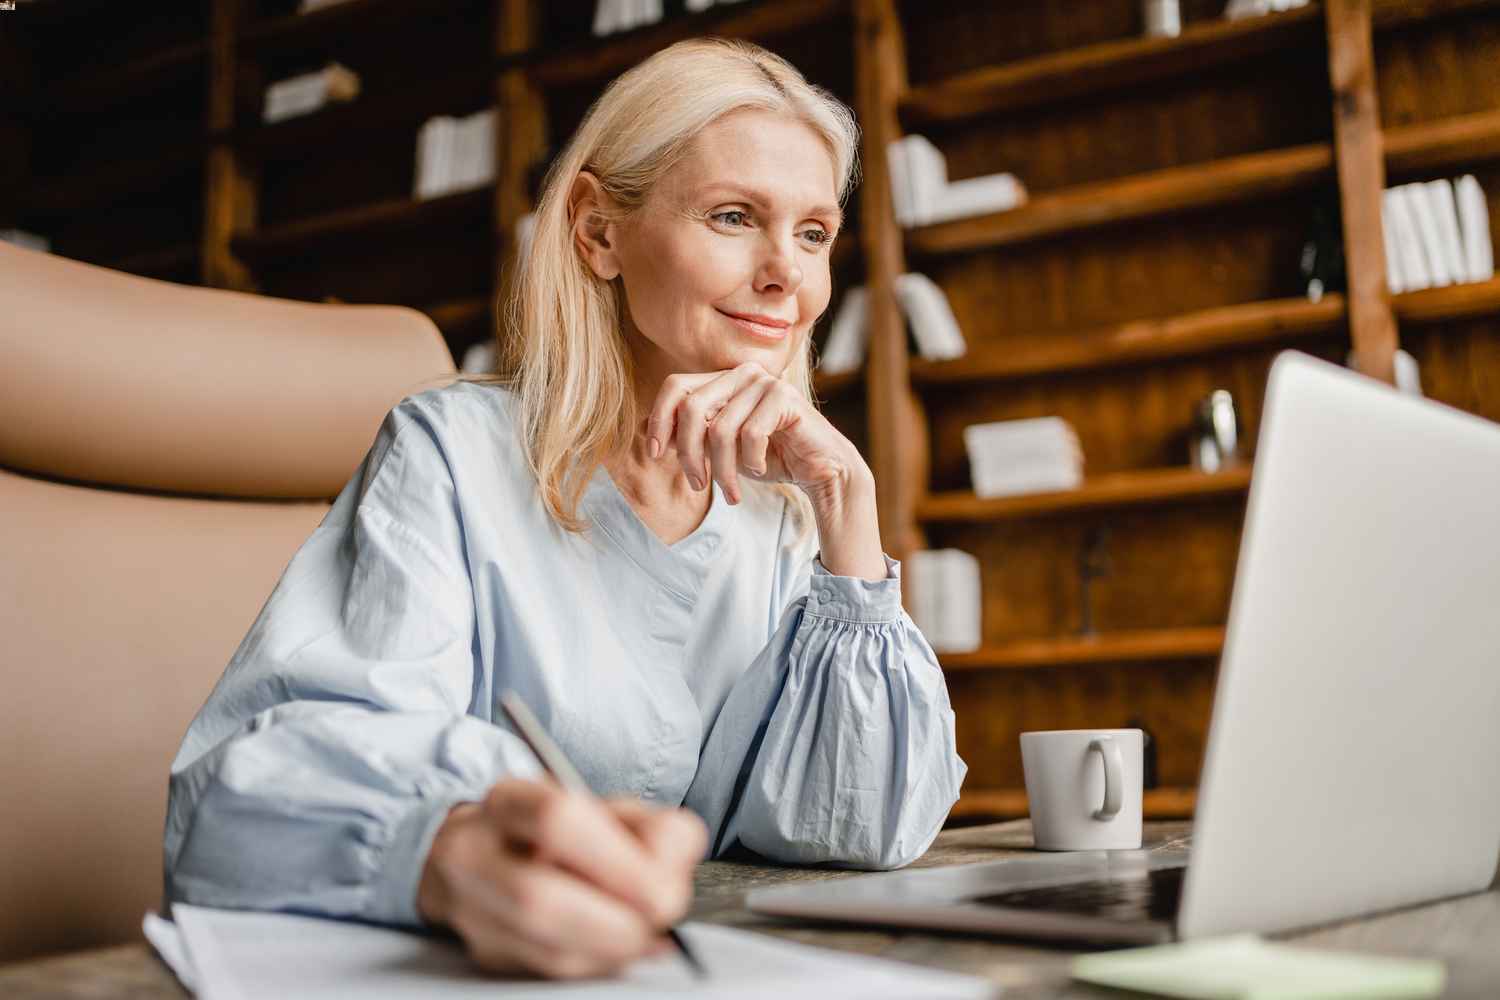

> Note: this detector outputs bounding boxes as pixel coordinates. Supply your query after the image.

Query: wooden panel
[933,51,1331,197]
[203,0,257,292]
[1374,2,1500,128]
[931,504,1245,641]
[946,659,1220,792]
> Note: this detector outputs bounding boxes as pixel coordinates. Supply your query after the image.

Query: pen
[497,690,708,979]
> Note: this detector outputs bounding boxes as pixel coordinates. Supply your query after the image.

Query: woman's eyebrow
[696,183,842,223]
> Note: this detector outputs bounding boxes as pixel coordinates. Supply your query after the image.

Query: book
[1402,182,1453,288]
[819,285,869,375]
[1455,174,1494,283]
[908,549,982,653]
[263,63,359,123]
[887,135,1026,227]
[963,417,1085,499]
[1381,187,1407,295]
[1423,179,1470,284]
[894,272,966,360]
[1384,186,1432,291]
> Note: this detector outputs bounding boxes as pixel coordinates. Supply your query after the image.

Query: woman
[164,37,965,979]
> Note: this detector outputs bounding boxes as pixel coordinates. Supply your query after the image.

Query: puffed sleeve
[163,398,540,927]
[683,531,967,870]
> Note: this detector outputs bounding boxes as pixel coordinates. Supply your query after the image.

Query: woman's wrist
[804,460,886,581]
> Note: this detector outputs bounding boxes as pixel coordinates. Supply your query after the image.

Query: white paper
[1455,174,1495,282]
[160,904,994,1000]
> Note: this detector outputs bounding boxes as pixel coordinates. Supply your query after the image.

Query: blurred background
[2,0,1498,830]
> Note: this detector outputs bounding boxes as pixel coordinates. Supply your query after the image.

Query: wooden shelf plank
[25,141,204,218]
[242,0,419,53]
[1384,107,1500,176]
[952,787,1197,821]
[911,296,1346,386]
[813,368,862,398]
[900,5,1322,127]
[918,466,1252,523]
[905,143,1333,258]
[424,295,491,335]
[940,626,1225,672]
[529,0,847,88]
[45,39,206,114]
[232,186,492,261]
[1394,276,1500,324]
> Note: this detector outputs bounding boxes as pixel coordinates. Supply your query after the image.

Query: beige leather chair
[0,243,459,964]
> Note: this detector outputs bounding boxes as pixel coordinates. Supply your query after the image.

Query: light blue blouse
[164,380,966,927]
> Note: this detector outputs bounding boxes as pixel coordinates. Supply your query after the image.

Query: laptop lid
[1177,351,1500,939]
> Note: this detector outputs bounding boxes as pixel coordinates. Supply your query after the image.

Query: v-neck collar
[583,464,733,602]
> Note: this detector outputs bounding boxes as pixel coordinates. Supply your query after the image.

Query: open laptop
[748,350,1500,944]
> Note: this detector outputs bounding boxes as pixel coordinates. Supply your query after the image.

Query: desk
[3,820,1497,999]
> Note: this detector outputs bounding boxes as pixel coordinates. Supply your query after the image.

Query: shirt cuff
[805,553,903,623]
[366,780,484,927]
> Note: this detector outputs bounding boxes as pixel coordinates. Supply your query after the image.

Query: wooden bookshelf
[231,187,492,261]
[10,0,1500,832]
[918,466,1252,524]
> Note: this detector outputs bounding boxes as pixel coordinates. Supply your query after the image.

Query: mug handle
[1089,737,1123,821]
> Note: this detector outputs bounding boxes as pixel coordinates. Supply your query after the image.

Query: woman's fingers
[702,370,779,503]
[484,780,689,928]
[646,371,721,464]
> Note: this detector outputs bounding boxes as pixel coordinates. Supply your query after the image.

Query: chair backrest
[0,244,459,964]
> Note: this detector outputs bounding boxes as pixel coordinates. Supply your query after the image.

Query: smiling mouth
[717,308,793,341]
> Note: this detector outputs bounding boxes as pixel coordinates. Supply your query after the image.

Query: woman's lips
[717,308,792,342]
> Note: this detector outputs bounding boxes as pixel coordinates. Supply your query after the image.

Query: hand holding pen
[415,692,709,980]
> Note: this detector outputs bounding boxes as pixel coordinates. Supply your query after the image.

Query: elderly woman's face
[613,109,842,378]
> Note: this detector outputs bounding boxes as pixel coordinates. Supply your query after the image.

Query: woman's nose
[753,233,803,295]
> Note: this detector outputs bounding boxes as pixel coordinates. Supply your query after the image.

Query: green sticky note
[1071,934,1446,1000]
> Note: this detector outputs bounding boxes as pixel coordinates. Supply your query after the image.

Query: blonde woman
[165,37,965,979]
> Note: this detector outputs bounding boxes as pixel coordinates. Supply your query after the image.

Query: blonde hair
[460,37,860,535]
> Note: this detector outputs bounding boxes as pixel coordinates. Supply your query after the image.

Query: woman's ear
[568,171,621,280]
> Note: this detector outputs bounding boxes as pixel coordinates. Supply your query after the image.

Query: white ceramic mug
[1020,729,1144,851]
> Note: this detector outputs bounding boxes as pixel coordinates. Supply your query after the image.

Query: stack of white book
[414,109,498,200]
[964,417,1084,499]
[908,549,982,654]
[262,63,360,124]
[819,272,966,375]
[593,0,748,33]
[0,229,49,252]
[1382,175,1494,294]
[887,134,1027,228]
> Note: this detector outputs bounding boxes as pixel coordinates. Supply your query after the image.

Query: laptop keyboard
[970,865,1186,922]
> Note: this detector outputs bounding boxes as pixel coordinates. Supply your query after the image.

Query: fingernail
[688,475,701,490]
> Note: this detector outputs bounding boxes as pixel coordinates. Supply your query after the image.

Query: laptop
[748,350,1500,944]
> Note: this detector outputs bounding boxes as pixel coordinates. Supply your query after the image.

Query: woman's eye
[800,228,832,248]
[712,210,748,227]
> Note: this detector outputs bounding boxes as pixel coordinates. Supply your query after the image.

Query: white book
[819,286,868,375]
[1381,187,1407,295]
[1403,182,1454,287]
[1455,174,1495,282]
[642,0,664,26]
[909,549,982,653]
[894,272,966,360]
[686,0,715,10]
[931,172,1027,223]
[460,341,497,375]
[1424,178,1470,284]
[415,116,455,199]
[593,0,621,36]
[902,135,949,226]
[886,140,916,227]
[1384,186,1432,291]
[1346,347,1423,397]
[971,464,1084,499]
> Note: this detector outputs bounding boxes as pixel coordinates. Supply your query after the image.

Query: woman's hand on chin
[417,779,706,979]
[644,361,871,506]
